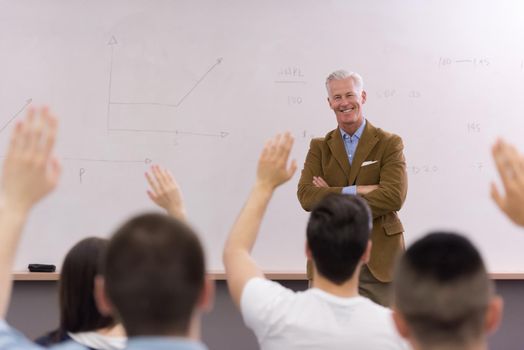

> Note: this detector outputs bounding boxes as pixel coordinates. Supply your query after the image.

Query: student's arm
[145,165,187,221]
[491,139,524,227]
[223,133,297,308]
[0,108,61,317]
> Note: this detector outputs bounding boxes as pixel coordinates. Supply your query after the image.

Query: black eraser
[28,264,56,273]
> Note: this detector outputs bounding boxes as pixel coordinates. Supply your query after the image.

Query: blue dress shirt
[340,119,366,195]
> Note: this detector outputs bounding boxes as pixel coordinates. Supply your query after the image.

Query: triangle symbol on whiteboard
[108,36,118,46]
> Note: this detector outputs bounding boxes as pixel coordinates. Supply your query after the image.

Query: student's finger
[506,143,524,185]
[8,121,24,157]
[145,171,160,194]
[260,139,272,161]
[41,108,58,161]
[279,132,294,164]
[490,182,505,212]
[269,134,281,160]
[147,190,158,202]
[287,159,298,179]
[48,157,62,185]
[157,167,169,184]
[493,141,515,189]
[26,109,44,155]
[14,109,33,154]
[164,169,178,187]
[275,132,288,158]
[152,165,167,192]
[161,168,175,187]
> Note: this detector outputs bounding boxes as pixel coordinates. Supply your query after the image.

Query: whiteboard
[2,0,524,273]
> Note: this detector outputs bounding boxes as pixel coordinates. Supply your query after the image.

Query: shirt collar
[339,119,366,140]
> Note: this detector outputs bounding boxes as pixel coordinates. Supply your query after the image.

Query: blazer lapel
[327,129,351,180]
[348,121,379,185]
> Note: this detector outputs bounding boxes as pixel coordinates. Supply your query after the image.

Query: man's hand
[256,132,297,191]
[357,185,379,195]
[312,176,329,188]
[491,139,524,227]
[313,178,379,196]
[145,165,187,221]
[1,107,61,214]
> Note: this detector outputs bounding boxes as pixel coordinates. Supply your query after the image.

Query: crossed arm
[359,136,407,218]
[312,176,378,195]
[299,136,407,218]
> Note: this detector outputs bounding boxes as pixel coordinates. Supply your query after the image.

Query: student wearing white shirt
[223,133,407,350]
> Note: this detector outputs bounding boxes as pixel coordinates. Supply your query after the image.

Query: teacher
[297,70,407,306]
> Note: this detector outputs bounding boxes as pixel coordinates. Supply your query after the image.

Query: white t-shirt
[241,278,409,350]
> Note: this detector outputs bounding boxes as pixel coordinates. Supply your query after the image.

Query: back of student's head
[102,213,206,337]
[306,194,371,284]
[60,237,114,334]
[393,232,494,347]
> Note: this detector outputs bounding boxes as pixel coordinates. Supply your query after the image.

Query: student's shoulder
[355,297,393,317]
[241,277,298,315]
[0,321,86,350]
[243,277,295,299]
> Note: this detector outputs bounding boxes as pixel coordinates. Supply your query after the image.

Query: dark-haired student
[223,133,407,350]
[35,237,126,349]
[0,107,213,350]
[392,232,503,350]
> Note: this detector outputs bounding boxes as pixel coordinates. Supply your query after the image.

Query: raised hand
[145,165,186,220]
[256,132,297,190]
[1,107,61,214]
[491,139,524,227]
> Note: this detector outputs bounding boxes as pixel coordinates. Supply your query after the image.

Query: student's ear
[391,307,410,339]
[485,295,504,334]
[198,276,215,312]
[361,240,372,264]
[94,275,114,316]
[305,241,313,260]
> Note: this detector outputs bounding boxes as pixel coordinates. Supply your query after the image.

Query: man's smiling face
[327,77,367,134]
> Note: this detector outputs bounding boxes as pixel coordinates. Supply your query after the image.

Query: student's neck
[186,314,202,341]
[311,270,359,298]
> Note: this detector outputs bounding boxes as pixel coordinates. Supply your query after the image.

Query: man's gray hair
[325,70,364,94]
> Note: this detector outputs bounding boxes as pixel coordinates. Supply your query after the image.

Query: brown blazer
[297,121,408,282]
